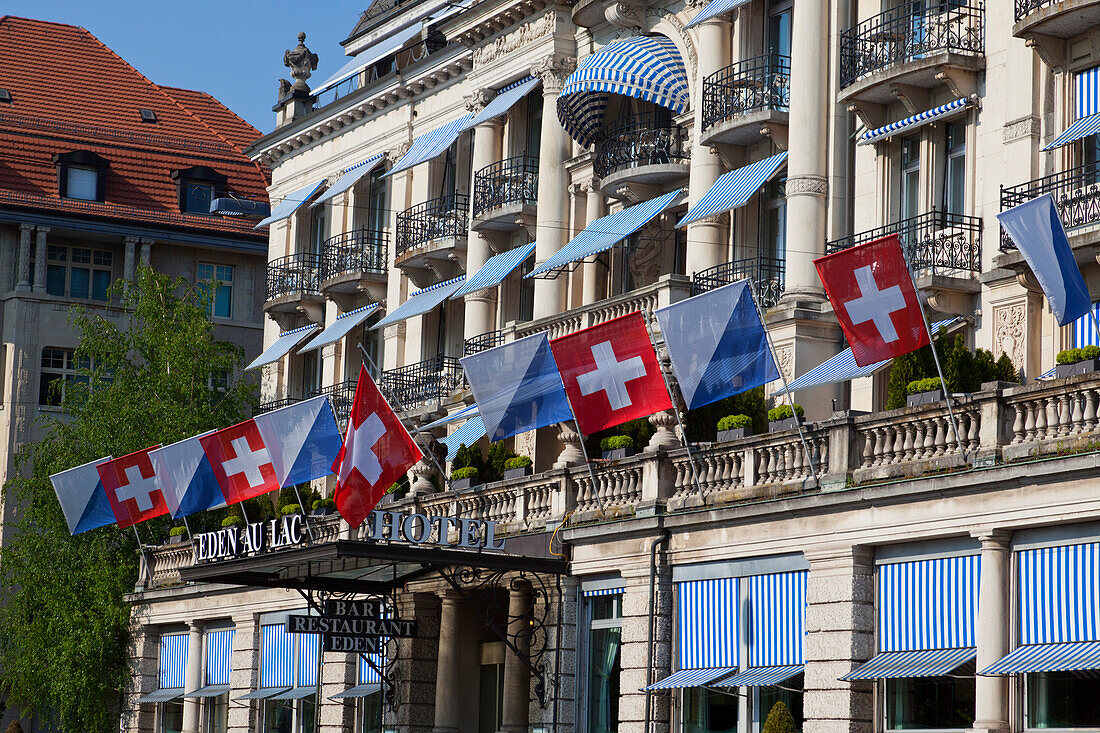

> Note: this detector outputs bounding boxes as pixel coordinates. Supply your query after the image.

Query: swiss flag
[200,420,279,504]
[97,446,167,528]
[550,311,672,435]
[332,366,422,528]
[815,234,929,367]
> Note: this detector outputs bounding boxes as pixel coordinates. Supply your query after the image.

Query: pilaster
[969,529,1012,733]
[16,223,32,292]
[228,615,259,733]
[432,591,461,733]
[125,236,139,283]
[32,226,49,293]
[181,622,204,733]
[619,566,672,733]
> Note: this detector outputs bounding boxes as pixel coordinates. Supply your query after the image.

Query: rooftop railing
[702,54,791,132]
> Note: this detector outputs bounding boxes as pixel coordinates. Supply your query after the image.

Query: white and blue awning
[312,154,386,208]
[464,77,542,130]
[840,647,976,680]
[442,415,487,460]
[371,276,466,330]
[677,153,788,227]
[183,685,231,698]
[582,587,624,597]
[452,242,537,298]
[331,683,382,699]
[255,179,327,228]
[1042,113,1100,151]
[685,0,752,29]
[647,577,739,689]
[748,571,806,667]
[272,687,319,700]
[205,628,234,686]
[136,687,185,703]
[644,667,739,690]
[858,97,976,146]
[359,652,383,685]
[1017,542,1100,646]
[980,641,1100,675]
[558,36,690,148]
[1045,66,1100,151]
[236,687,291,701]
[299,304,380,354]
[387,115,474,177]
[423,403,480,430]
[261,624,294,688]
[245,324,320,371]
[716,665,803,687]
[313,24,425,94]
[527,189,685,277]
[160,633,187,690]
[878,555,980,652]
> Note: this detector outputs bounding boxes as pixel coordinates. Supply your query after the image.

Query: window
[300,351,321,400]
[33,245,113,300]
[262,694,316,733]
[885,673,975,730]
[171,166,226,214]
[67,166,99,201]
[900,137,921,221]
[366,168,388,235]
[310,205,327,258]
[183,181,215,214]
[518,250,535,323]
[684,687,738,733]
[584,593,622,733]
[943,123,966,215]
[208,369,230,393]
[54,150,108,201]
[758,673,804,731]
[767,0,792,57]
[198,263,234,319]
[204,693,229,733]
[1026,671,1100,728]
[158,700,184,733]
[478,642,505,733]
[761,176,787,263]
[357,691,383,733]
[39,347,91,407]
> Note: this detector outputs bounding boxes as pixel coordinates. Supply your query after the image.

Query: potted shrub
[311,498,337,517]
[451,466,479,491]
[1055,345,1100,378]
[167,526,187,544]
[222,515,243,529]
[280,503,302,516]
[600,435,635,460]
[906,377,944,407]
[504,456,533,480]
[767,404,804,433]
[716,414,753,442]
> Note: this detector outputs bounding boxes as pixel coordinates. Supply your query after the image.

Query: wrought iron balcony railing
[320,228,388,282]
[311,380,357,424]
[999,163,1100,252]
[702,54,791,132]
[1014,0,1058,21]
[826,210,982,275]
[463,329,507,356]
[692,257,785,308]
[379,356,464,409]
[839,1,984,89]
[594,111,690,180]
[256,397,301,415]
[266,253,321,301]
[472,156,539,217]
[395,194,470,258]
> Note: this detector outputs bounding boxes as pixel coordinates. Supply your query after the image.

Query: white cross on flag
[332,366,422,528]
[97,446,168,528]
[200,420,280,504]
[550,311,672,435]
[814,234,930,367]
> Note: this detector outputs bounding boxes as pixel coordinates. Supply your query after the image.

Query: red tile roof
[0,15,270,241]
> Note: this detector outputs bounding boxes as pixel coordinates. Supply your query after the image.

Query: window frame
[197,262,234,320]
[580,592,624,733]
[900,136,921,222]
[156,699,185,733]
[880,673,976,733]
[171,166,227,214]
[39,347,92,408]
[33,244,114,301]
[1022,670,1100,731]
[54,150,108,201]
[941,122,967,215]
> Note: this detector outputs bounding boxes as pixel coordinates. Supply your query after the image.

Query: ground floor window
[158,700,184,733]
[684,687,738,733]
[358,691,383,733]
[885,675,974,730]
[1026,670,1100,728]
[759,673,804,730]
[204,692,228,733]
[585,593,623,733]
[262,694,316,733]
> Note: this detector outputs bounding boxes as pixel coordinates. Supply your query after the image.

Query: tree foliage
[0,268,256,732]
[886,332,1018,409]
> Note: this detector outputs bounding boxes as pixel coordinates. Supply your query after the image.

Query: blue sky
[5,0,366,135]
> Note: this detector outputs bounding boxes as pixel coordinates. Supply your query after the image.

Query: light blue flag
[50,456,116,534]
[655,280,780,410]
[460,333,574,442]
[998,194,1091,326]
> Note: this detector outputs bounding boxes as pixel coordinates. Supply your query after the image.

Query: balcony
[463,329,506,356]
[1014,0,1100,49]
[693,257,786,309]
[264,253,324,326]
[594,112,690,197]
[311,380,356,424]
[319,228,388,307]
[379,355,465,411]
[471,156,538,232]
[255,396,301,415]
[839,1,984,106]
[701,54,791,148]
[1000,164,1100,253]
[395,195,469,286]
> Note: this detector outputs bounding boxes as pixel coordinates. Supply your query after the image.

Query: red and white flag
[200,420,280,505]
[814,234,930,367]
[332,366,422,528]
[549,311,672,435]
[97,446,167,528]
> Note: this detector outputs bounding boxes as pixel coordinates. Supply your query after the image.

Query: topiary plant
[504,456,532,470]
[906,376,943,395]
[280,503,301,516]
[168,526,187,538]
[312,498,336,511]
[1057,348,1084,365]
[762,700,797,733]
[600,435,634,451]
[1084,344,1100,360]
[768,403,804,422]
[451,466,479,481]
[717,414,752,431]
[222,515,243,528]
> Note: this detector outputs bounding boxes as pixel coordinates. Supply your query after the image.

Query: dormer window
[139,108,157,123]
[53,151,108,202]
[0,89,12,104]
[171,166,228,215]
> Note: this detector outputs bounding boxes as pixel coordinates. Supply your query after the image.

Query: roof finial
[284,31,318,93]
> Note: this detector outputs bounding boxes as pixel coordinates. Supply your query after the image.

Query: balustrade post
[824,415,857,490]
[977,381,1010,463]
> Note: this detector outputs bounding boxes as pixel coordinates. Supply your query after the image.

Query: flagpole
[130,525,152,585]
[562,416,608,516]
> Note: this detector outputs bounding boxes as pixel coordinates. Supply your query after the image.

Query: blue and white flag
[252,395,343,487]
[50,456,116,534]
[998,194,1091,326]
[460,333,574,442]
[151,431,224,519]
[655,279,779,410]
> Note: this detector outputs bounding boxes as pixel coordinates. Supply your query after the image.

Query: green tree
[762,701,798,733]
[0,267,256,732]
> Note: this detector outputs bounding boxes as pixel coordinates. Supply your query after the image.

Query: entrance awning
[464,77,541,130]
[858,97,976,146]
[717,665,803,687]
[299,304,380,354]
[387,115,474,177]
[244,324,320,371]
[1043,112,1100,151]
[840,648,975,680]
[255,179,327,228]
[527,189,685,278]
[441,415,487,460]
[371,276,466,330]
[313,24,425,94]
[451,242,536,298]
[677,153,787,227]
[980,641,1100,675]
[311,154,386,208]
[236,687,291,701]
[183,684,231,698]
[558,36,690,148]
[331,683,382,699]
[135,688,184,704]
[685,0,752,29]
[644,667,738,690]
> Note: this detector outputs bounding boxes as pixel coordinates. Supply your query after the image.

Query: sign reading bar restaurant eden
[287,600,419,653]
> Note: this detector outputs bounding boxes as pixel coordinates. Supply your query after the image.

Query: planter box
[451,477,479,491]
[1056,359,1100,379]
[167,534,184,545]
[310,507,334,517]
[504,466,532,480]
[768,416,803,433]
[717,427,752,442]
[601,447,635,460]
[906,388,944,407]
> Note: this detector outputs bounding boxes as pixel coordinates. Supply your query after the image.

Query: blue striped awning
[331,683,382,699]
[451,242,536,298]
[423,403,480,430]
[1044,113,1100,151]
[558,36,690,148]
[1036,366,1058,381]
[442,416,487,460]
[297,633,320,687]
[1048,67,1100,151]
[236,687,291,701]
[583,587,624,597]
[206,629,235,686]
[311,154,386,207]
[136,687,185,703]
[272,686,319,700]
[245,324,320,371]
[299,304,380,354]
[160,633,188,690]
[840,647,976,680]
[261,624,294,688]
[677,153,787,227]
[182,684,230,698]
[715,665,803,687]
[255,179,327,228]
[980,641,1100,675]
[1018,542,1100,645]
[859,98,975,146]
[879,555,980,652]
[371,276,466,330]
[679,578,740,669]
[464,77,541,130]
[313,24,424,94]
[527,189,685,277]
[685,0,752,28]
[644,667,739,690]
[1073,302,1100,348]
[387,115,474,177]
[748,572,806,667]
[359,653,383,685]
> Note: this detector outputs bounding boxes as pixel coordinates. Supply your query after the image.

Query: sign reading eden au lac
[287,600,419,653]
[193,514,305,562]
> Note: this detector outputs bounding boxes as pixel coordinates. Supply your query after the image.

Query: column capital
[464,87,497,113]
[464,290,496,306]
[18,222,34,234]
[35,225,50,237]
[188,620,204,633]
[804,543,875,570]
[124,235,141,245]
[970,528,1013,549]
[530,55,577,94]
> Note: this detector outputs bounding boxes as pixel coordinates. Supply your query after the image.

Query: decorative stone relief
[774,343,795,383]
[606,1,643,30]
[383,322,406,341]
[465,87,496,113]
[994,301,1027,369]
[473,13,557,69]
[628,222,667,287]
[785,175,829,196]
[284,32,318,92]
[530,54,577,94]
[386,142,411,165]
[1003,116,1041,144]
[515,429,537,462]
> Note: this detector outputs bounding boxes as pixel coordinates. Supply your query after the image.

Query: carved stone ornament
[473,13,557,70]
[994,301,1027,370]
[785,174,829,197]
[515,429,537,464]
[465,87,497,113]
[628,221,667,287]
[284,32,319,92]
[1003,115,1041,144]
[386,142,411,165]
[530,55,577,94]
[774,343,795,383]
[606,1,643,30]
[383,322,406,341]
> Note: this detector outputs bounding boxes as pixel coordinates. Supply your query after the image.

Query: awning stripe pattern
[677,152,788,227]
[261,624,294,688]
[182,685,230,698]
[528,189,684,277]
[372,276,466,330]
[245,324,320,371]
[558,36,690,148]
[255,179,327,228]
[359,653,383,685]
[859,97,975,146]
[1044,67,1100,151]
[716,665,803,687]
[685,0,752,29]
[452,242,537,298]
[644,667,739,690]
[583,587,624,597]
[679,577,739,670]
[422,403,480,430]
[313,24,424,94]
[235,687,290,701]
[206,629,235,686]
[1073,301,1100,348]
[464,76,542,130]
[980,641,1100,675]
[749,571,806,667]
[297,633,320,687]
[839,647,976,680]
[299,304,380,354]
[160,633,188,689]
[387,115,474,176]
[442,416,487,461]
[332,683,383,699]
[879,555,980,652]
[1019,542,1100,645]
[1042,113,1100,151]
[311,154,386,207]
[136,688,185,703]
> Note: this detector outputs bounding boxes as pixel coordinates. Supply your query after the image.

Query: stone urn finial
[284,31,319,93]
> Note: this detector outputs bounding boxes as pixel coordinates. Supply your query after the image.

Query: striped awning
[1017,542,1100,645]
[1036,366,1058,381]
[371,276,466,330]
[583,587,624,597]
[205,629,234,686]
[452,242,536,298]
[272,687,319,700]
[980,641,1100,675]
[679,577,740,669]
[558,36,690,148]
[748,571,806,667]
[879,554,980,653]
[236,687,291,701]
[527,189,685,277]
[182,684,231,698]
[136,688,184,704]
[245,324,320,371]
[464,77,541,130]
[716,665,803,687]
[677,152,787,227]
[297,633,320,688]
[1073,301,1100,348]
[359,652,383,685]
[331,683,382,699]
[261,624,294,688]
[685,0,752,28]
[313,24,424,94]
[299,304,380,353]
[311,154,386,207]
[859,98,975,146]
[423,403,480,430]
[160,633,188,690]
[840,648,976,680]
[387,114,474,177]
[1044,113,1100,151]
[255,179,327,228]
[442,416,487,460]
[644,667,739,690]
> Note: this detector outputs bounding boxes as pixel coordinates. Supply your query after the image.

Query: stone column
[685,18,731,277]
[530,55,577,320]
[499,581,532,733]
[465,90,504,342]
[970,530,1012,733]
[433,591,462,733]
[181,622,204,733]
[16,223,32,292]
[124,236,138,283]
[32,226,49,293]
[582,182,606,306]
[139,239,152,269]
